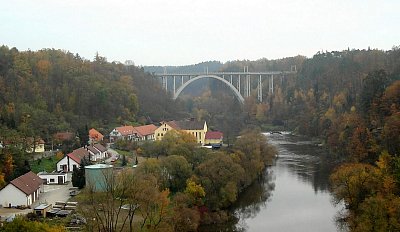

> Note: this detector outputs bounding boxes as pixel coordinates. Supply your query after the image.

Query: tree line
[176,47,400,230]
[77,129,276,231]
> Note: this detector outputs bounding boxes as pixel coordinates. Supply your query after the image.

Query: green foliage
[160,155,192,192]
[121,154,127,166]
[0,216,65,232]
[195,153,245,209]
[72,157,89,189]
[114,139,138,152]
[30,156,60,173]
[360,69,389,115]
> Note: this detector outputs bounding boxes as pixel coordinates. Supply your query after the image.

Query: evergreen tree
[121,154,127,166]
[72,157,90,189]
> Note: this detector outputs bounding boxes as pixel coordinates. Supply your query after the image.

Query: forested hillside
[183,47,400,230]
[0,46,183,182]
[144,61,222,74]
[0,46,183,132]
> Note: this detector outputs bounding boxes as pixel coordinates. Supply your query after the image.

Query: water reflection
[269,134,336,193]
[231,133,341,232]
[233,169,276,219]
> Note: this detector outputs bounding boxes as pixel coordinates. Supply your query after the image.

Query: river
[229,132,345,232]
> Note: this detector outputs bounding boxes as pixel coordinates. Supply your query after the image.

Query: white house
[0,171,44,207]
[109,126,135,142]
[56,147,90,172]
[93,143,108,159]
[86,144,108,162]
[38,171,68,184]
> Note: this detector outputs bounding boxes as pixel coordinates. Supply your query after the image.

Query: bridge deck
[155,71,296,76]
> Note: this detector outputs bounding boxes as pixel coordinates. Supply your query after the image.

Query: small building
[86,143,108,162]
[89,128,104,144]
[155,120,208,145]
[132,124,158,141]
[56,148,90,172]
[34,203,52,218]
[26,137,45,153]
[205,131,223,145]
[93,143,108,159]
[85,164,113,192]
[109,125,135,142]
[38,171,67,184]
[0,171,44,207]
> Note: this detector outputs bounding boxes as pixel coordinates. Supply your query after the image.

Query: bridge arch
[173,75,245,104]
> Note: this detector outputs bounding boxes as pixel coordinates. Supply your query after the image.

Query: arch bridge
[155,66,296,104]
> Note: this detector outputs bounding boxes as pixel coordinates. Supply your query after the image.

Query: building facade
[205,131,224,145]
[155,120,208,145]
[0,171,44,207]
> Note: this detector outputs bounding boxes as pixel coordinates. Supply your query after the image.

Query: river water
[230,133,344,232]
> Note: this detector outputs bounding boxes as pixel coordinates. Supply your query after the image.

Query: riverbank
[217,133,344,231]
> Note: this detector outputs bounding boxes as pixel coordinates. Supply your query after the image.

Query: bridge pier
[173,76,176,95]
[238,75,241,94]
[269,74,274,94]
[258,75,262,102]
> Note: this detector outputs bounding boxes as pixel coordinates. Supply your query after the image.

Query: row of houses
[0,120,221,208]
[0,143,108,208]
[109,120,223,146]
[56,143,108,172]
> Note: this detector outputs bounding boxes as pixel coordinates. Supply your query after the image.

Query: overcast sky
[1,0,399,66]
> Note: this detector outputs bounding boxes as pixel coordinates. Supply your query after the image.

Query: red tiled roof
[53,132,74,141]
[205,131,223,139]
[89,128,104,141]
[115,126,135,136]
[10,171,43,195]
[133,124,157,137]
[67,147,90,164]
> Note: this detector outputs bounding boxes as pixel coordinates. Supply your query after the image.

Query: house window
[73,164,77,170]
[158,133,160,136]
[50,178,55,183]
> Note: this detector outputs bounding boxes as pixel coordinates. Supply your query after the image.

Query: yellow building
[26,138,45,153]
[155,120,208,145]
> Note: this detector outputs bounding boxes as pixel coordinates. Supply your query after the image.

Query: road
[33,183,72,208]
[105,148,120,163]
[0,183,72,221]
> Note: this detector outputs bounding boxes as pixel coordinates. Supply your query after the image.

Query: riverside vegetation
[76,129,276,231]
[1,45,400,230]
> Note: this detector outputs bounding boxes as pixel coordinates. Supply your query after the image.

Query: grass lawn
[30,156,61,173]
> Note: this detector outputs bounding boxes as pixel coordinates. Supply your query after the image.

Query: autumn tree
[195,153,245,210]
[160,155,192,192]
[330,163,381,211]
